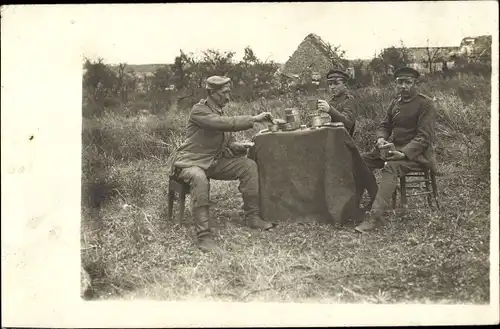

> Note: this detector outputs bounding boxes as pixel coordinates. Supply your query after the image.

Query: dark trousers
[177,156,259,233]
[362,148,424,216]
[178,156,259,208]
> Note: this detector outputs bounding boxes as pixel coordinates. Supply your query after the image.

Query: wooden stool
[392,169,440,210]
[167,175,190,222]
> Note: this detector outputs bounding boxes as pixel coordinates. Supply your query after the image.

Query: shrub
[82,112,180,162]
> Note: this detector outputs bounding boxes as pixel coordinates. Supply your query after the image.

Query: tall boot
[356,168,397,233]
[193,206,217,252]
[354,210,387,233]
[242,195,275,230]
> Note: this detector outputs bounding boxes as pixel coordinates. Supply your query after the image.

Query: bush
[81,111,186,214]
[82,112,180,162]
[81,145,119,212]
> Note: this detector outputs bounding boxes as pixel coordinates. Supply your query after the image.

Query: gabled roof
[283,33,346,75]
[305,33,333,60]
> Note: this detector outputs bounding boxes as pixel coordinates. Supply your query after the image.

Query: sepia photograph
[80,1,495,304]
[2,1,499,327]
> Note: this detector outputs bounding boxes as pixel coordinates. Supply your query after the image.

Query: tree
[398,40,414,66]
[173,48,237,91]
[351,60,371,87]
[378,41,413,71]
[369,57,385,74]
[424,39,443,74]
[115,63,137,104]
[228,46,280,101]
[116,63,127,93]
[368,57,386,85]
[201,49,235,76]
[172,54,187,90]
[380,47,407,69]
[324,42,348,69]
[82,57,118,117]
[151,65,174,91]
[242,46,258,65]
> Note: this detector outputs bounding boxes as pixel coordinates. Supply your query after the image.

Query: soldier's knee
[241,158,258,176]
[247,158,258,170]
[362,149,380,161]
[382,161,400,174]
[184,167,209,186]
[362,153,379,170]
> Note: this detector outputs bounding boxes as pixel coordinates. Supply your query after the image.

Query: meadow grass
[81,74,491,303]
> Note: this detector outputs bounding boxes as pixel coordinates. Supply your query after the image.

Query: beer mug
[307,98,318,111]
[310,116,323,127]
[379,142,396,159]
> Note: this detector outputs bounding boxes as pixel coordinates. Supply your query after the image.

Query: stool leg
[424,171,434,209]
[431,173,440,210]
[400,176,407,209]
[179,190,186,222]
[392,188,397,209]
[168,190,175,220]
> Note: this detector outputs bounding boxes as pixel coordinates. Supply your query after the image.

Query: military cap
[394,66,420,79]
[205,76,231,90]
[326,69,349,81]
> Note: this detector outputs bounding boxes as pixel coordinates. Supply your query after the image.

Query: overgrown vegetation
[81,45,491,302]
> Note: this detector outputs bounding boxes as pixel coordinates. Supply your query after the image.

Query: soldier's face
[396,77,417,97]
[328,79,346,97]
[212,86,232,107]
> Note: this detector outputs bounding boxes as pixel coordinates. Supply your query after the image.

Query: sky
[13,2,499,65]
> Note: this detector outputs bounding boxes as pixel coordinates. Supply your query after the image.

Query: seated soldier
[167,76,275,252]
[356,66,437,233]
[317,69,358,136]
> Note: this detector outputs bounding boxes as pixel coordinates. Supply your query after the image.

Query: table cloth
[248,126,378,225]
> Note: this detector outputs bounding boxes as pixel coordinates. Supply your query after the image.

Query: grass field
[81,74,491,303]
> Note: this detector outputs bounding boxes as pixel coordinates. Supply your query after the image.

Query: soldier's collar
[206,96,224,114]
[398,94,418,103]
[330,93,348,102]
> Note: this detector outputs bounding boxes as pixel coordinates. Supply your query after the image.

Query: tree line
[83,42,491,118]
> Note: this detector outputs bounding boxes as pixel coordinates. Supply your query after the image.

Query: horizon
[101,32,491,67]
[74,2,497,66]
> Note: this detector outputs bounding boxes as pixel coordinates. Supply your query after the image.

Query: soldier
[167,76,275,252]
[356,66,437,233]
[317,69,358,136]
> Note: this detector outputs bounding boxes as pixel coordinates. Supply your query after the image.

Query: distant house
[394,46,460,73]
[393,35,492,73]
[457,35,492,63]
[282,33,348,82]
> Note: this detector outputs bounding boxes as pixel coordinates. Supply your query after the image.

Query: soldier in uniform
[167,76,275,252]
[317,69,358,136]
[356,66,437,233]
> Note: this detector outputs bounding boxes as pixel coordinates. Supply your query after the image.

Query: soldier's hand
[254,112,273,123]
[236,142,255,149]
[386,150,406,161]
[317,100,330,113]
[376,138,388,148]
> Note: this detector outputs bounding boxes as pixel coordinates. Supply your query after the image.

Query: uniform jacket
[328,93,358,136]
[376,93,437,171]
[167,96,255,174]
